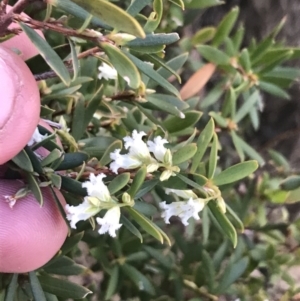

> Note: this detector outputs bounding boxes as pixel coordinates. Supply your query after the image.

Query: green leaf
[127,166,147,198]
[239,48,251,72]
[127,33,179,47]
[212,6,239,47]
[25,173,43,206]
[213,160,258,186]
[216,257,249,293]
[125,207,164,243]
[209,112,228,128]
[41,149,63,167]
[200,82,225,108]
[38,274,92,299]
[268,149,290,171]
[192,27,216,45]
[208,201,237,248]
[120,215,143,242]
[108,173,131,194]
[232,25,245,52]
[207,133,218,179]
[202,206,210,245]
[135,179,160,198]
[197,45,230,65]
[169,0,185,9]
[144,0,163,33]
[281,176,300,191]
[259,81,290,99]
[70,0,145,37]
[226,204,244,232]
[5,274,18,301]
[185,0,224,9]
[19,23,71,86]
[176,173,207,194]
[143,246,173,268]
[213,240,229,270]
[121,264,155,295]
[231,130,245,162]
[105,265,119,300]
[134,201,157,216]
[68,38,79,80]
[101,43,141,89]
[163,111,202,134]
[124,51,180,97]
[191,118,215,173]
[60,232,84,256]
[234,90,261,123]
[127,0,152,16]
[145,54,182,83]
[145,94,186,118]
[201,250,216,291]
[29,272,47,301]
[24,146,43,174]
[172,143,197,165]
[11,149,33,172]
[61,176,87,196]
[99,140,122,167]
[71,97,85,140]
[235,135,265,166]
[56,152,88,170]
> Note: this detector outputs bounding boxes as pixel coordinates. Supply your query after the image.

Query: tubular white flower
[66,197,102,229]
[27,127,46,146]
[147,136,168,162]
[98,63,118,81]
[110,149,144,174]
[96,207,122,237]
[160,198,205,226]
[124,130,150,160]
[110,130,158,173]
[165,188,198,199]
[82,173,112,202]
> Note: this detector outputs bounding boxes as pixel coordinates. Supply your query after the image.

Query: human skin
[0,180,68,273]
[1,5,44,61]
[0,45,40,164]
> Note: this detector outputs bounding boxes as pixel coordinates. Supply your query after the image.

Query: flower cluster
[160,188,207,226]
[65,174,123,237]
[110,130,179,181]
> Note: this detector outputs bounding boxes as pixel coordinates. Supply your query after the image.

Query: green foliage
[1,1,300,301]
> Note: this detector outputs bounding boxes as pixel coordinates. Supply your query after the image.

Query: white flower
[123,130,150,160]
[110,130,159,174]
[27,128,46,146]
[66,197,101,229]
[160,198,205,226]
[96,207,122,237]
[165,188,198,199]
[147,136,168,162]
[66,173,115,229]
[98,63,118,81]
[110,149,143,173]
[82,173,112,202]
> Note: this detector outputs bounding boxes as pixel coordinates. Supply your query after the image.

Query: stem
[0,0,37,36]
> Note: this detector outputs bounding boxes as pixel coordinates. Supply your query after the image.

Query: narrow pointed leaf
[208,201,237,248]
[191,118,215,173]
[213,160,258,186]
[71,0,145,37]
[19,23,71,86]
[101,43,141,89]
[207,133,218,179]
[29,272,47,301]
[172,143,197,165]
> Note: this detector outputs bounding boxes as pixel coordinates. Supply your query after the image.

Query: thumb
[0,180,68,273]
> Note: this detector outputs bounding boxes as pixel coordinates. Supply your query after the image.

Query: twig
[13,14,112,44]
[0,0,37,36]
[34,66,73,81]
